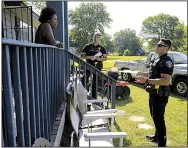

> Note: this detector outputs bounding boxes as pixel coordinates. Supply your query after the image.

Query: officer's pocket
[164,87,170,97]
[158,86,169,97]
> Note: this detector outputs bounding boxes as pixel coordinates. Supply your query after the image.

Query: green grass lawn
[102,56,187,147]
[113,84,187,147]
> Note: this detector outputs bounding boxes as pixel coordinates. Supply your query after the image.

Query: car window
[174,53,187,64]
[167,52,187,64]
[167,53,174,63]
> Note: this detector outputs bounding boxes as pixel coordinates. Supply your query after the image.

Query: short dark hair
[161,38,172,49]
[38,7,56,23]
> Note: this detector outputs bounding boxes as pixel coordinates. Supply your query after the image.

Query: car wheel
[173,78,188,97]
[121,73,132,81]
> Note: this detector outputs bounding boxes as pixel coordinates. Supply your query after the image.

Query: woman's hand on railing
[57,42,63,48]
[56,41,63,48]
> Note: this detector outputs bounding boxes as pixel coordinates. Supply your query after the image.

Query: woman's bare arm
[42,23,63,47]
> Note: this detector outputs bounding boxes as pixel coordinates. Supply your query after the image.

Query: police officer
[136,38,174,147]
[81,31,107,99]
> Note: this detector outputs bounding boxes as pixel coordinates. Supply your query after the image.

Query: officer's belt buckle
[155,85,159,89]
[154,85,159,94]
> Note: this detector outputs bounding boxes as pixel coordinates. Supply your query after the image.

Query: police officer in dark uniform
[136,38,174,147]
[81,31,107,99]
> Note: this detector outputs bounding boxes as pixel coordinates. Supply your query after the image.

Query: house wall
[2,7,38,42]
[2,9,17,40]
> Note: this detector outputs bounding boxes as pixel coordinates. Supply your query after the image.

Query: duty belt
[149,85,160,95]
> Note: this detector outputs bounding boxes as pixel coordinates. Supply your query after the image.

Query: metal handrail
[2,38,62,49]
[2,39,116,147]
[2,38,117,83]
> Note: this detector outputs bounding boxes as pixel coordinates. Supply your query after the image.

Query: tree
[178,25,187,54]
[141,13,186,51]
[100,33,115,53]
[24,1,46,15]
[113,29,142,55]
[69,2,112,53]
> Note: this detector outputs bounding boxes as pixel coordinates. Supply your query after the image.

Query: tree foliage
[69,2,112,53]
[100,33,115,53]
[141,13,187,52]
[113,29,142,55]
[24,1,46,15]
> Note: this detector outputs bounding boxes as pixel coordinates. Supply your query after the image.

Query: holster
[158,86,170,97]
[94,62,102,70]
[147,85,170,97]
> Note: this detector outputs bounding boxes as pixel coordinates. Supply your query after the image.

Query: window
[168,52,187,64]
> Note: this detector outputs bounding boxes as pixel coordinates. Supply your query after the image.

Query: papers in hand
[92,52,102,60]
[94,52,102,57]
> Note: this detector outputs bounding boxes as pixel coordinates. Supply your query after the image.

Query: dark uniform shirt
[82,43,107,70]
[149,53,174,97]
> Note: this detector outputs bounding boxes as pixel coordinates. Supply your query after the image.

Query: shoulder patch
[166,61,173,68]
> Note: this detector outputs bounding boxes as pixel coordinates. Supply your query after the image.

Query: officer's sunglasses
[157,44,168,47]
[96,36,101,39]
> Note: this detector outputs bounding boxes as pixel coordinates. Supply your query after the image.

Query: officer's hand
[135,77,147,84]
[96,56,100,60]
[89,56,95,60]
[136,71,144,77]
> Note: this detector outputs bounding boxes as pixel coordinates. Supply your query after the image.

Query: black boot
[146,134,158,143]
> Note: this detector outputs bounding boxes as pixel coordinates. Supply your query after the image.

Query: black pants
[149,94,168,147]
[81,66,101,99]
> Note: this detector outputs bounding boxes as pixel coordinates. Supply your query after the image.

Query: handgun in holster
[144,84,155,93]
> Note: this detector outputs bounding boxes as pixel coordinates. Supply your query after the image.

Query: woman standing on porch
[35,7,63,47]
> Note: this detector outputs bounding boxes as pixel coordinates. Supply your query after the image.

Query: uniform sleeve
[82,44,89,53]
[100,46,107,55]
[160,59,174,75]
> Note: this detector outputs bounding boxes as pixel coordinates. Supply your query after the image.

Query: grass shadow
[115,96,133,107]
[169,92,187,101]
[113,121,132,147]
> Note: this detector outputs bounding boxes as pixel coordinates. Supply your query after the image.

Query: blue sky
[68,2,187,36]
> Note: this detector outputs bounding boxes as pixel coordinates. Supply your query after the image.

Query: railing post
[63,1,69,50]
[20,46,31,146]
[2,45,16,147]
[32,47,41,138]
[11,46,25,146]
[111,81,116,109]
[42,48,49,140]
[2,129,4,147]
[27,47,37,143]
[45,48,51,140]
[30,6,33,43]
[37,48,45,138]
